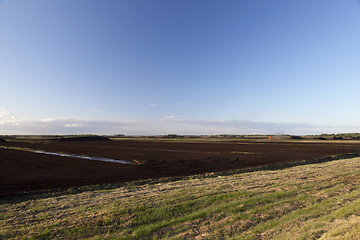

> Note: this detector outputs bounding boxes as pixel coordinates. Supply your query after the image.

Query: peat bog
[2,137,360,195]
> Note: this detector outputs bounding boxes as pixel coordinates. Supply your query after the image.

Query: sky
[1,0,360,135]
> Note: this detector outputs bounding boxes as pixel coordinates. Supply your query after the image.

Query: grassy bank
[1,157,360,239]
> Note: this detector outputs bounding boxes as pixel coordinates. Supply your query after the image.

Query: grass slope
[1,157,360,239]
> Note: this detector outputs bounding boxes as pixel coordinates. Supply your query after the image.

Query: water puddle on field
[33,150,132,164]
[0,146,132,164]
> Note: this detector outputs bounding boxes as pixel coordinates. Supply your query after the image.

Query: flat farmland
[2,138,360,195]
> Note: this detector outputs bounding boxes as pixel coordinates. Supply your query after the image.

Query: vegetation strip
[1,156,359,239]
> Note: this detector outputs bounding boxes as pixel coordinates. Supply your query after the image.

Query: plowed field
[2,139,360,194]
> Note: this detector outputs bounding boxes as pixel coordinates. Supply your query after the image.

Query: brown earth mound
[53,136,111,142]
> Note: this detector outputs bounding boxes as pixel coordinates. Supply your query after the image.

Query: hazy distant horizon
[1,1,360,135]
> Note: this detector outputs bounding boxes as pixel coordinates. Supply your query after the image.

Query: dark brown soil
[51,136,111,142]
[2,139,360,195]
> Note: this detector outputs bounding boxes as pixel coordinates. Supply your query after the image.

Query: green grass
[1,157,360,239]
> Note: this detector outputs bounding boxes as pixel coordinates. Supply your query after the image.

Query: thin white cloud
[0,117,143,135]
[1,108,360,135]
[89,110,104,114]
[160,115,178,121]
[0,108,21,125]
[64,123,83,127]
[177,102,184,106]
[150,103,159,107]
[157,117,360,135]
[39,118,61,123]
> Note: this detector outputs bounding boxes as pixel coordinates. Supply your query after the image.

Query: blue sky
[1,0,360,135]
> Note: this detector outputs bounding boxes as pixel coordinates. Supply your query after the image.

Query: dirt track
[2,139,360,195]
